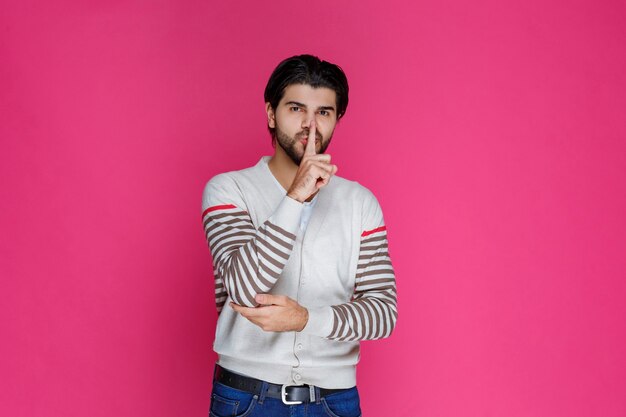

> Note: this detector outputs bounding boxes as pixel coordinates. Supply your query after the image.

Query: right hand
[287,120,338,203]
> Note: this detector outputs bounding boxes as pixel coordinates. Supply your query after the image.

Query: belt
[214,364,350,405]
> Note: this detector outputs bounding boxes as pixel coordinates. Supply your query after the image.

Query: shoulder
[203,158,265,193]
[330,175,380,207]
[330,175,386,231]
[201,159,264,209]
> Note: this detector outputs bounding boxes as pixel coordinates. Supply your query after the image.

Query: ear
[265,102,276,128]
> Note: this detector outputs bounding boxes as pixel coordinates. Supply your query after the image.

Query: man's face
[266,83,338,165]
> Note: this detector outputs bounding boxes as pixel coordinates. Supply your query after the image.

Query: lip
[300,137,318,146]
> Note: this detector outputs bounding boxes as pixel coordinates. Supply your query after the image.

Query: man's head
[264,54,349,165]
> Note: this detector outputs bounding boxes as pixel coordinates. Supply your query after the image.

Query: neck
[268,144,299,193]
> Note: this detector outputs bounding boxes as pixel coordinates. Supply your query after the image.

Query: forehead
[279,84,336,108]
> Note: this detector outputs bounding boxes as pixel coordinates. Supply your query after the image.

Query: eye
[290,106,301,112]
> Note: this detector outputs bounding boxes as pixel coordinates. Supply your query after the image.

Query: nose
[300,111,317,130]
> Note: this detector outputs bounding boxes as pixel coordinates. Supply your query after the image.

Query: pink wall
[2,1,625,416]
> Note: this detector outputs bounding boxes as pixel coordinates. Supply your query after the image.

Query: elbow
[381,307,398,339]
[229,292,260,308]
[223,281,260,308]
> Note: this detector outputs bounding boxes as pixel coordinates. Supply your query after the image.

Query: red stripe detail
[361,225,386,237]
[202,204,237,218]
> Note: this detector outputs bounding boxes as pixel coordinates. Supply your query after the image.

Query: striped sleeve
[302,191,397,341]
[201,177,303,311]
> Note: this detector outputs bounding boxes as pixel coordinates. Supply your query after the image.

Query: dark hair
[264,54,349,144]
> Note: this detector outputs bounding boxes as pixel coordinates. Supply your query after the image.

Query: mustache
[298,130,323,141]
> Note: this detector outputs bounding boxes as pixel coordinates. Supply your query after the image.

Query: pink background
[2,1,625,416]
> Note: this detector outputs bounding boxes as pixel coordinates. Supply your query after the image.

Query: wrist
[287,191,305,203]
[297,307,309,332]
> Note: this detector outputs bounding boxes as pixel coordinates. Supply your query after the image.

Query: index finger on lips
[305,120,317,156]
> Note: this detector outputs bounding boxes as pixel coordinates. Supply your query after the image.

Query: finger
[256,293,289,306]
[230,302,262,317]
[305,153,331,163]
[304,120,317,156]
[316,176,330,189]
[308,161,335,178]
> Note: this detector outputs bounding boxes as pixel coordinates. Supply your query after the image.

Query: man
[201,54,397,417]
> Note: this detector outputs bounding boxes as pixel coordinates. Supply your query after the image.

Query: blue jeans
[209,380,362,417]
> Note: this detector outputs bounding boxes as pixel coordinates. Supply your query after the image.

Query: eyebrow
[285,101,336,112]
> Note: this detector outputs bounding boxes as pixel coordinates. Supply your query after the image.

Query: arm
[232,191,398,340]
[327,224,397,340]
[302,191,398,341]
[201,176,303,310]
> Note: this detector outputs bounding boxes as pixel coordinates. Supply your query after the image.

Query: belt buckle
[281,384,303,405]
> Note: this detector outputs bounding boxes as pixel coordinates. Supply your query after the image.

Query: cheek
[278,115,301,132]
[318,123,336,139]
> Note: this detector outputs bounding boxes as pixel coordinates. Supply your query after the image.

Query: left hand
[230,294,309,332]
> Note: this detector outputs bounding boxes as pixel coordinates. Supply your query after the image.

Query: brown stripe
[266,221,297,241]
[354,298,375,340]
[356,259,393,270]
[356,277,396,290]
[204,214,255,231]
[343,305,361,341]
[206,210,249,220]
[228,253,250,305]
[235,254,263,296]
[332,305,349,340]
[207,224,256,246]
[337,304,354,341]
[261,227,293,251]
[371,298,389,338]
[232,256,255,306]
[329,308,341,338]
[352,302,368,340]
[354,284,397,295]
[211,239,252,261]
[259,261,280,280]
[255,242,285,270]
[226,257,243,305]
[209,232,255,257]
[256,234,290,260]
[206,220,255,238]
[356,268,395,279]
[358,243,389,253]
[371,298,384,339]
[242,244,272,289]
[358,296,382,340]
[207,214,253,227]
[358,250,390,262]
[360,234,387,245]
[341,305,358,341]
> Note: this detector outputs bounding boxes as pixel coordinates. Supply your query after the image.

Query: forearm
[301,290,397,341]
[204,195,303,307]
[301,223,398,341]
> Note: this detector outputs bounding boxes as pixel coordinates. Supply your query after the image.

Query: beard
[274,125,333,166]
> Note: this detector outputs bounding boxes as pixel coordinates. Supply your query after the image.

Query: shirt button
[297,343,303,350]
[294,374,301,381]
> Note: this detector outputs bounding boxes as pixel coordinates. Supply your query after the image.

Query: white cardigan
[201,156,397,388]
